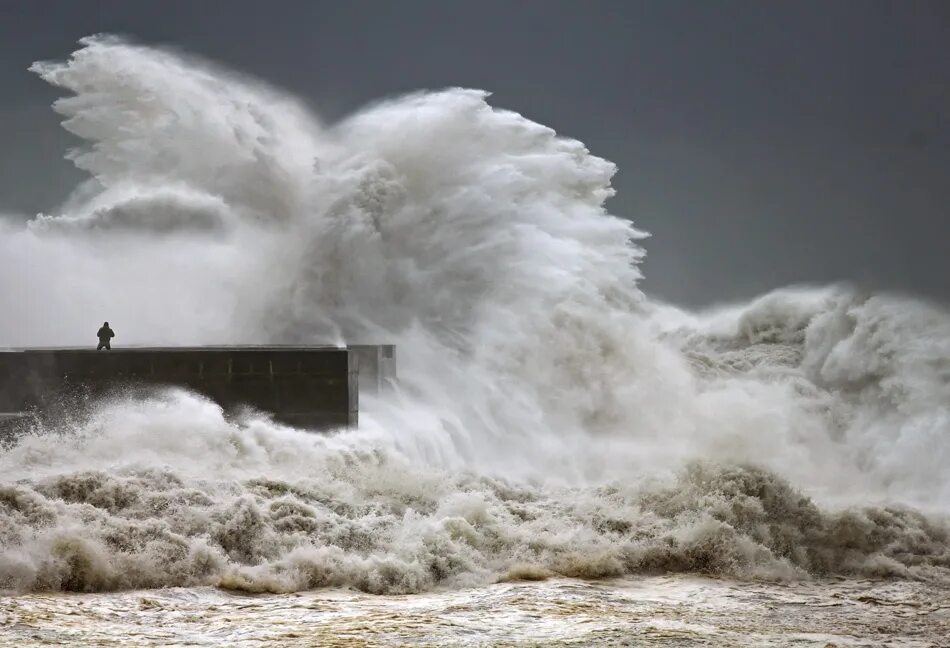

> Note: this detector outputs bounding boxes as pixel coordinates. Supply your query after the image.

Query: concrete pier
[0,346,394,431]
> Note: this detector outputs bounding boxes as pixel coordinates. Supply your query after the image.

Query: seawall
[0,345,395,432]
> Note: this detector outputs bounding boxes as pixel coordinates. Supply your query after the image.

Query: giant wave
[1,36,948,593]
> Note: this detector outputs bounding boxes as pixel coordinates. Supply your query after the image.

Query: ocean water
[1,36,949,646]
[3,578,947,646]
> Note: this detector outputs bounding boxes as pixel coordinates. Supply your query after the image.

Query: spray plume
[1,36,949,593]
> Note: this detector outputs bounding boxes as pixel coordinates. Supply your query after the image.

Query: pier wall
[0,347,369,430]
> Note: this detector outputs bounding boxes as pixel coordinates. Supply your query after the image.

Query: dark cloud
[1,0,948,306]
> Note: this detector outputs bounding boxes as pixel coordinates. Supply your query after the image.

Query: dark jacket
[97,326,115,340]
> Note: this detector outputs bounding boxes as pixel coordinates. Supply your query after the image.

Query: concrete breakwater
[0,345,395,431]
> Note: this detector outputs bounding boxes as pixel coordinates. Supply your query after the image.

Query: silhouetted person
[97,322,115,350]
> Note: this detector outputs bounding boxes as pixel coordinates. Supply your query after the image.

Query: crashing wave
[1,398,946,594]
[1,36,949,594]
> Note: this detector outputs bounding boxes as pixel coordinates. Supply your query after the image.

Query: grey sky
[1,0,947,307]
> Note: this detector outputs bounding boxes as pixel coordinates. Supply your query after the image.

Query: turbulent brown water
[3,578,948,646]
[2,36,949,645]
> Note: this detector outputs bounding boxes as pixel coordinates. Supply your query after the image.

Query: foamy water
[1,36,949,644]
[3,578,947,646]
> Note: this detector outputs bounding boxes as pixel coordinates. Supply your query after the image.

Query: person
[96,322,115,350]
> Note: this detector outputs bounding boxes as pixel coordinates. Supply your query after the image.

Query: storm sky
[1,0,947,307]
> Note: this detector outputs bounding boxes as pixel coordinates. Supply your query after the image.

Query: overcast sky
[1,1,947,307]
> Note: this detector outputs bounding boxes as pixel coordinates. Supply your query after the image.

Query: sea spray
[2,36,950,594]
